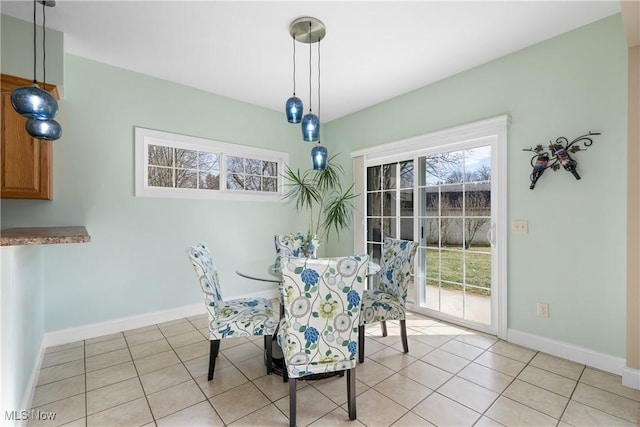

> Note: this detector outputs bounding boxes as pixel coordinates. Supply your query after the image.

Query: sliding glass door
[366,161,414,262]
[418,146,493,327]
[362,130,503,335]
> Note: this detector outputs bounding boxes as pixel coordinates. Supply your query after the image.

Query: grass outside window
[425,245,491,296]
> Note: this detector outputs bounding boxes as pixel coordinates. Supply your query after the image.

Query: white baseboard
[14,340,47,427]
[44,304,204,347]
[43,288,279,348]
[15,288,280,427]
[621,366,640,390]
[507,328,627,379]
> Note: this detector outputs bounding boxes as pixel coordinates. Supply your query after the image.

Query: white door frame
[352,115,509,339]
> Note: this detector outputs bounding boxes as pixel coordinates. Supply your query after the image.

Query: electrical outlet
[537,302,549,318]
[512,220,528,234]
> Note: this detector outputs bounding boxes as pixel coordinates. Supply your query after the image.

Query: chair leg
[208,339,220,381]
[347,368,356,420]
[400,319,409,353]
[264,334,273,375]
[358,325,365,363]
[289,378,297,427]
[381,320,388,337]
[283,366,289,383]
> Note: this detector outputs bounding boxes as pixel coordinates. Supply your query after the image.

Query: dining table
[235,257,381,284]
[235,257,283,284]
[235,257,381,377]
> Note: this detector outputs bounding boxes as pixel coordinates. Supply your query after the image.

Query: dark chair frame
[278,255,367,427]
[357,238,417,364]
[358,320,409,363]
[207,335,273,380]
[286,368,356,427]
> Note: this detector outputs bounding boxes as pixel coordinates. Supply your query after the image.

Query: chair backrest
[377,238,418,303]
[187,243,224,311]
[274,234,303,259]
[279,255,369,377]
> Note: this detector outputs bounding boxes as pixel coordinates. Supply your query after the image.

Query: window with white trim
[135,127,288,201]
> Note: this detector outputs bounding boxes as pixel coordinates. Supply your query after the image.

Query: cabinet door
[1,74,54,200]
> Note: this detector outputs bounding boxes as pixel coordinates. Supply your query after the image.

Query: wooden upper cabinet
[1,74,58,200]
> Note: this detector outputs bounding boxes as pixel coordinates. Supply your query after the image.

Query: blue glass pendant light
[11,84,58,120]
[11,0,59,123]
[302,113,319,142]
[26,118,62,140]
[288,17,325,146]
[286,96,303,124]
[285,35,303,123]
[311,144,328,170]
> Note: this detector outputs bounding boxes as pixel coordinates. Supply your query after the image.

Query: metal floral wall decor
[523,131,601,190]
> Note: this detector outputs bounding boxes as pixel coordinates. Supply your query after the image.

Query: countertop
[1,226,91,246]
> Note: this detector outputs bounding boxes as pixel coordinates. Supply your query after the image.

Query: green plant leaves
[282,154,357,242]
[282,167,321,211]
[323,183,356,240]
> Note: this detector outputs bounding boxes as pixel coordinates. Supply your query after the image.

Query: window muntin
[147,144,220,190]
[135,127,288,201]
[366,160,415,267]
[226,156,278,192]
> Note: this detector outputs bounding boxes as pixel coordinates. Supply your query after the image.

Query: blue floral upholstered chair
[187,243,276,380]
[274,233,319,261]
[274,234,307,318]
[275,234,301,259]
[278,255,369,427]
[358,238,418,363]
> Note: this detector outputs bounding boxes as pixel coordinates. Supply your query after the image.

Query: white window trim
[135,127,289,202]
[351,114,509,339]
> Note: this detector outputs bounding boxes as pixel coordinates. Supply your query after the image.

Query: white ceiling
[1,1,621,122]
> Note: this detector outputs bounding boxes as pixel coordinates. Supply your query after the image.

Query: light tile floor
[28,309,639,427]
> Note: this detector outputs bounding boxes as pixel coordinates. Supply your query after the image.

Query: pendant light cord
[292,35,296,96]
[42,0,47,88]
[32,0,37,84]
[308,22,312,113]
[317,39,321,122]
[31,0,49,87]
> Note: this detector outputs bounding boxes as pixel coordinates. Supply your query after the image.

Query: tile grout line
[220,347,285,425]
[123,328,160,426]
[223,338,291,425]
[439,343,521,426]
[147,320,209,423]
[564,370,639,425]
[180,316,227,425]
[475,348,538,427]
[30,316,639,427]
[83,339,88,427]
[555,364,586,427]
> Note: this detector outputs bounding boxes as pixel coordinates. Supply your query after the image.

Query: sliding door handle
[486,223,496,247]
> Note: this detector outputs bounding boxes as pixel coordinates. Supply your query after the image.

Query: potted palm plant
[282,154,356,253]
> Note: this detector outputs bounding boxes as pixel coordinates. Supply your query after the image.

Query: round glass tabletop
[235,258,281,283]
[235,258,381,283]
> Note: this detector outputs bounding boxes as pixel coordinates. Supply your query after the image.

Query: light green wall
[1,246,45,417]
[1,52,312,331]
[1,14,64,87]
[1,14,62,417]
[326,14,627,357]
[0,12,628,361]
